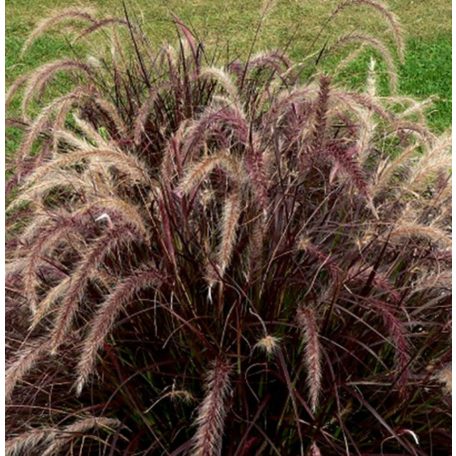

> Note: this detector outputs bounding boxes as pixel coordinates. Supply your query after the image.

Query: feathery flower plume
[182,104,249,159]
[16,90,84,166]
[357,58,378,163]
[6,338,50,402]
[372,142,418,195]
[244,137,269,208]
[308,75,331,159]
[30,277,70,330]
[216,190,242,279]
[6,429,55,456]
[334,44,366,74]
[191,358,232,456]
[241,50,292,77]
[298,238,342,281]
[49,224,139,352]
[335,0,404,62]
[133,86,159,145]
[8,170,89,211]
[200,67,239,103]
[21,60,92,117]
[177,152,242,196]
[246,214,266,283]
[23,148,150,187]
[91,96,127,136]
[6,73,30,111]
[159,121,189,183]
[41,416,121,456]
[296,306,322,412]
[75,268,164,395]
[368,299,410,387]
[389,222,451,248]
[332,90,393,122]
[20,7,97,56]
[405,133,452,192]
[83,196,148,239]
[73,17,128,42]
[331,33,398,93]
[72,113,111,146]
[326,142,370,197]
[22,213,86,314]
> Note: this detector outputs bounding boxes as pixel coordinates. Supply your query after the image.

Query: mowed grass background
[6,0,451,156]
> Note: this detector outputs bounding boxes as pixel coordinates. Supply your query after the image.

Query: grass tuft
[5,3,451,455]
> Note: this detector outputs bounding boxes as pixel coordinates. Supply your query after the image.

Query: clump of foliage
[6,2,451,455]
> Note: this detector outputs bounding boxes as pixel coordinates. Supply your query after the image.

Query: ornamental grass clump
[6,2,451,455]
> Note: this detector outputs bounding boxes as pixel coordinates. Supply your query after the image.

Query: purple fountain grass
[5,3,451,455]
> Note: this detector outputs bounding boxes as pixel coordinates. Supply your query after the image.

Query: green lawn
[6,0,451,136]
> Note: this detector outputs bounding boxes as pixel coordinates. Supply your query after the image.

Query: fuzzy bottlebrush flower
[6,429,55,456]
[21,60,93,118]
[75,267,165,394]
[215,189,242,279]
[19,8,97,57]
[5,338,50,402]
[49,223,142,353]
[41,416,121,456]
[333,0,405,62]
[5,4,451,456]
[254,334,281,356]
[191,359,232,456]
[309,74,331,157]
[5,416,121,456]
[296,306,322,413]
